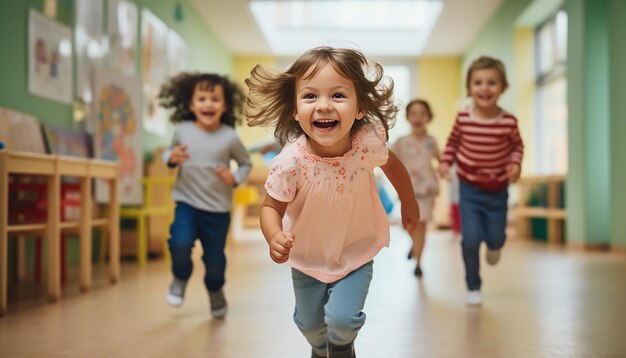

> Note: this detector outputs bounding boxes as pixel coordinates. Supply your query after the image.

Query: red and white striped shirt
[441,110,524,191]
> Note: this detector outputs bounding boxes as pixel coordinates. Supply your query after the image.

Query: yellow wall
[416,57,461,227]
[514,27,535,176]
[233,56,277,147]
[233,56,278,172]
[416,57,461,147]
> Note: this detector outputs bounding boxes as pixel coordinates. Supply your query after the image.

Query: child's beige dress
[391,134,440,222]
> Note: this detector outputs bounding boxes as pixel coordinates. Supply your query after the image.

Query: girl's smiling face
[406,102,431,133]
[189,83,227,131]
[294,62,364,157]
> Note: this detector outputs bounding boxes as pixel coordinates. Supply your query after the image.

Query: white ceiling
[190,0,503,58]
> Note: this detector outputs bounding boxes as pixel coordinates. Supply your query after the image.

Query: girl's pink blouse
[265,124,390,283]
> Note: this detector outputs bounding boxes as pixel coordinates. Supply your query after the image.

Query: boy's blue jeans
[459,181,508,291]
[291,261,373,354]
[168,202,231,292]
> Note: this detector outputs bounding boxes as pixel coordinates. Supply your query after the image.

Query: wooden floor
[1,226,626,357]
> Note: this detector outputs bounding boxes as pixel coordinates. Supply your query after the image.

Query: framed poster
[167,29,187,77]
[107,0,138,75]
[28,9,73,104]
[75,0,105,103]
[141,9,168,137]
[0,108,47,154]
[92,69,143,204]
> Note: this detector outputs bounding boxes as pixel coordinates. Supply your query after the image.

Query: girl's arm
[260,194,295,264]
[381,150,420,233]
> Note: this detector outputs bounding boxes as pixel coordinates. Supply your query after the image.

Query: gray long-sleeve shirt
[162,122,252,212]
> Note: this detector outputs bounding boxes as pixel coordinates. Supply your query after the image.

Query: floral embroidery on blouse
[265,124,388,201]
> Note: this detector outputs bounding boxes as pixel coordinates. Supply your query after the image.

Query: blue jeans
[291,261,374,353]
[459,181,508,290]
[168,202,231,292]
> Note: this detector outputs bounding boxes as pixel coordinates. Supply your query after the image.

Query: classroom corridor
[1,226,625,357]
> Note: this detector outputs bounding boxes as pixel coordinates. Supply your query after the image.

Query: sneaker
[414,265,423,277]
[328,341,355,358]
[466,290,482,306]
[311,348,327,358]
[209,289,228,319]
[486,248,501,266]
[166,278,187,307]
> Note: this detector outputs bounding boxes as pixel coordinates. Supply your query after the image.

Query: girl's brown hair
[245,46,398,146]
[465,56,509,94]
[406,99,433,121]
[159,72,245,127]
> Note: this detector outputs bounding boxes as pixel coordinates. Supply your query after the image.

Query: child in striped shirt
[439,56,524,306]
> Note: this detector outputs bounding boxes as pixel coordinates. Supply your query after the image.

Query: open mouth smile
[313,119,338,130]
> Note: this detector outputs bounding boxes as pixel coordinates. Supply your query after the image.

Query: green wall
[462,0,626,248]
[461,0,533,112]
[0,1,73,128]
[565,0,626,247]
[608,0,626,247]
[0,0,233,156]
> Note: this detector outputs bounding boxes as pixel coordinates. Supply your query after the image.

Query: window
[534,10,568,175]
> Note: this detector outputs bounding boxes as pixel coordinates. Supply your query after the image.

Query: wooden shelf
[515,175,566,244]
[0,150,120,316]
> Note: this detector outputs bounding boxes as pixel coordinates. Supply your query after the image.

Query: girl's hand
[216,165,236,186]
[438,162,450,181]
[506,163,521,183]
[169,145,190,165]
[401,198,420,234]
[268,231,295,264]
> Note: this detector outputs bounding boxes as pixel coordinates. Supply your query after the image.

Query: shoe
[414,265,422,277]
[166,278,187,307]
[486,248,501,266]
[466,290,482,306]
[209,289,228,319]
[311,348,327,358]
[407,248,413,260]
[328,341,355,358]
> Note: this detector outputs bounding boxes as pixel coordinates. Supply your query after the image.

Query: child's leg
[325,261,373,347]
[292,269,329,355]
[411,222,427,263]
[197,211,231,292]
[484,189,509,251]
[459,182,486,291]
[168,202,199,281]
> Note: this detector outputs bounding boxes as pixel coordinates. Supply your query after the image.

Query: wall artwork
[28,9,73,104]
[107,0,138,75]
[92,69,143,205]
[167,29,188,77]
[74,0,105,104]
[141,9,169,137]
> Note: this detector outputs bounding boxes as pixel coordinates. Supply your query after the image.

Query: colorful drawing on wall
[75,0,105,104]
[28,9,73,104]
[141,9,169,137]
[107,0,138,75]
[93,69,143,205]
[167,29,188,77]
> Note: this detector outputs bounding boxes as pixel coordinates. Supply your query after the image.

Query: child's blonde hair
[245,46,398,146]
[465,56,509,95]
